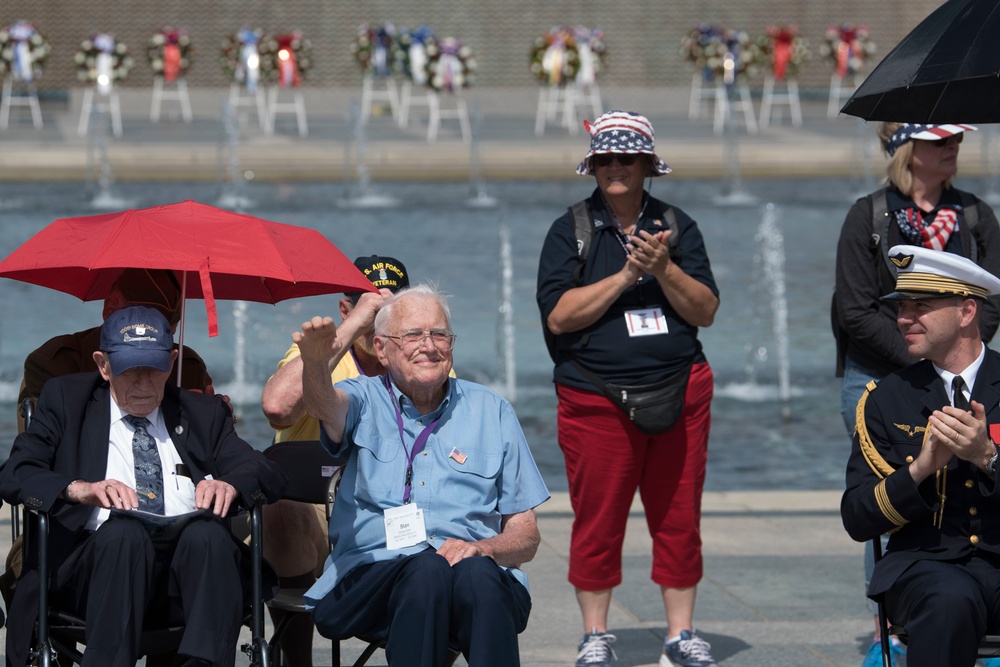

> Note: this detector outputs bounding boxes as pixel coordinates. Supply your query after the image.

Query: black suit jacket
[841,349,1000,598]
[0,371,287,667]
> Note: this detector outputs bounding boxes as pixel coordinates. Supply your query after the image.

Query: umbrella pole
[177,272,187,388]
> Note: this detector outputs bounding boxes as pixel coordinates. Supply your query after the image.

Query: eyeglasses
[929,134,964,147]
[382,329,457,351]
[592,153,640,168]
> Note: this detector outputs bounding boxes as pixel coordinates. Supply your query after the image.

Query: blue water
[0,176,914,492]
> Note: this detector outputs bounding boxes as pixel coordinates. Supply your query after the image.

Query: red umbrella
[0,200,376,378]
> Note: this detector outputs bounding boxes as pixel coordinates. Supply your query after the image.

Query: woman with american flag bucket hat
[537,110,721,667]
[833,120,1000,667]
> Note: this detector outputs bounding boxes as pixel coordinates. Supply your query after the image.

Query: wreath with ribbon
[0,21,51,83]
[147,27,193,83]
[755,25,810,81]
[680,23,722,79]
[696,28,760,83]
[392,26,435,85]
[572,26,607,85]
[424,36,476,93]
[819,23,875,78]
[353,24,395,77]
[74,32,132,84]
[258,31,312,87]
[529,26,580,86]
[220,27,263,89]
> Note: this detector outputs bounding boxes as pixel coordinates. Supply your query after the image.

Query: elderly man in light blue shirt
[297,284,549,667]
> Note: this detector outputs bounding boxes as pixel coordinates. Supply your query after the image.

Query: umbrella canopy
[841,0,1000,123]
[0,200,377,336]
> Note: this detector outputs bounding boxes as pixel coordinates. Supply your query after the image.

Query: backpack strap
[870,190,895,275]
[569,200,595,286]
[957,190,980,264]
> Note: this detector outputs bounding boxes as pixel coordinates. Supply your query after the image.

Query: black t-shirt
[536,188,718,390]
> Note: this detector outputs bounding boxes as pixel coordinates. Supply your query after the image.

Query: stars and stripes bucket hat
[576,110,672,176]
[885,123,977,156]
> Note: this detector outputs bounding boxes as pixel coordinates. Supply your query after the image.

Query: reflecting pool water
[0,176,947,492]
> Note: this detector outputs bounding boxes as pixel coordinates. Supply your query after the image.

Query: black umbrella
[841,0,1000,123]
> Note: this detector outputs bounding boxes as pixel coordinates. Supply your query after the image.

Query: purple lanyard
[383,374,441,504]
[349,347,367,376]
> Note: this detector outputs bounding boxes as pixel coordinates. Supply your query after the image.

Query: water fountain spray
[712,49,757,207]
[495,220,516,402]
[339,99,399,208]
[217,100,254,211]
[467,100,497,208]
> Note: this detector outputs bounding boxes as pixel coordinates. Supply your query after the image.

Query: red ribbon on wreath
[276,34,300,87]
[769,27,795,81]
[835,26,857,79]
[163,43,181,82]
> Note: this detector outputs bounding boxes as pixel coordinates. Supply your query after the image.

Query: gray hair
[373,284,453,336]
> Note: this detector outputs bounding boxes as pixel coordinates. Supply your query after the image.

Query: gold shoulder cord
[856,381,895,478]
[856,380,933,531]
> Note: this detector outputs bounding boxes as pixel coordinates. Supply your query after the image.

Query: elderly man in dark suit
[0,305,286,667]
[843,245,1000,667]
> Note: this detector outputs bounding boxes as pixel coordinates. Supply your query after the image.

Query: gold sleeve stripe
[856,381,896,479]
[874,479,907,527]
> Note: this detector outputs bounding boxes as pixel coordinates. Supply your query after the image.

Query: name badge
[625,308,667,337]
[384,503,428,550]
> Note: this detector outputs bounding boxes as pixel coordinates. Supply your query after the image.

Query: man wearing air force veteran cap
[842,247,1000,666]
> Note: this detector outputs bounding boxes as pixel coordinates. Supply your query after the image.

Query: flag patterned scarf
[895,207,959,251]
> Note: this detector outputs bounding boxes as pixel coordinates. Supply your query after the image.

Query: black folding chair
[872,537,1000,664]
[262,440,349,667]
[26,502,270,667]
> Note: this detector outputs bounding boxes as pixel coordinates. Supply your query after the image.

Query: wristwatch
[988,446,999,477]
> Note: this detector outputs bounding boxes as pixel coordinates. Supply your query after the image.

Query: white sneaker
[575,629,617,667]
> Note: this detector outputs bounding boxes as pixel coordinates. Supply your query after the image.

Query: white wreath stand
[828,73,861,118]
[427,91,470,143]
[78,86,123,137]
[535,86,575,136]
[360,74,400,125]
[227,82,268,130]
[398,80,432,128]
[535,82,602,137]
[266,85,308,137]
[759,76,802,128]
[713,82,757,135]
[688,72,718,120]
[150,76,193,123]
[0,77,43,129]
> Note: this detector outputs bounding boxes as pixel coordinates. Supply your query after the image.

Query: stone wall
[0,0,941,91]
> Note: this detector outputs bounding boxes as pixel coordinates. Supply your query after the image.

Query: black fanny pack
[571,359,692,435]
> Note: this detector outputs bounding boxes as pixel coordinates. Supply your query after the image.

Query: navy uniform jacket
[0,371,287,667]
[841,349,1000,599]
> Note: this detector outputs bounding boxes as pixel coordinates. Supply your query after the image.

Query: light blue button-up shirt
[303,375,550,607]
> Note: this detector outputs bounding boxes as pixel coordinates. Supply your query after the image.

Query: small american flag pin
[449,447,467,464]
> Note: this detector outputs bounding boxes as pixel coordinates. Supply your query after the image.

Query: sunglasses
[592,153,640,168]
[929,134,964,147]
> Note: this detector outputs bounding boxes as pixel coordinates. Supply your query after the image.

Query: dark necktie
[125,415,165,514]
[953,376,971,412]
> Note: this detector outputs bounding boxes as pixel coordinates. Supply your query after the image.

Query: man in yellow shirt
[263,255,409,442]
[260,255,408,667]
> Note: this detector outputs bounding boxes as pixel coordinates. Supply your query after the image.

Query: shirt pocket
[444,449,502,501]
[352,422,403,505]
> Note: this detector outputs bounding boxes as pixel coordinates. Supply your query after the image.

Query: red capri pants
[556,361,713,591]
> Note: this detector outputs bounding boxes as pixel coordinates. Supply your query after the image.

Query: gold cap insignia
[890,253,914,269]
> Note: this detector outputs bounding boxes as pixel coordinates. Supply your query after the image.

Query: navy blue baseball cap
[100,305,175,375]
